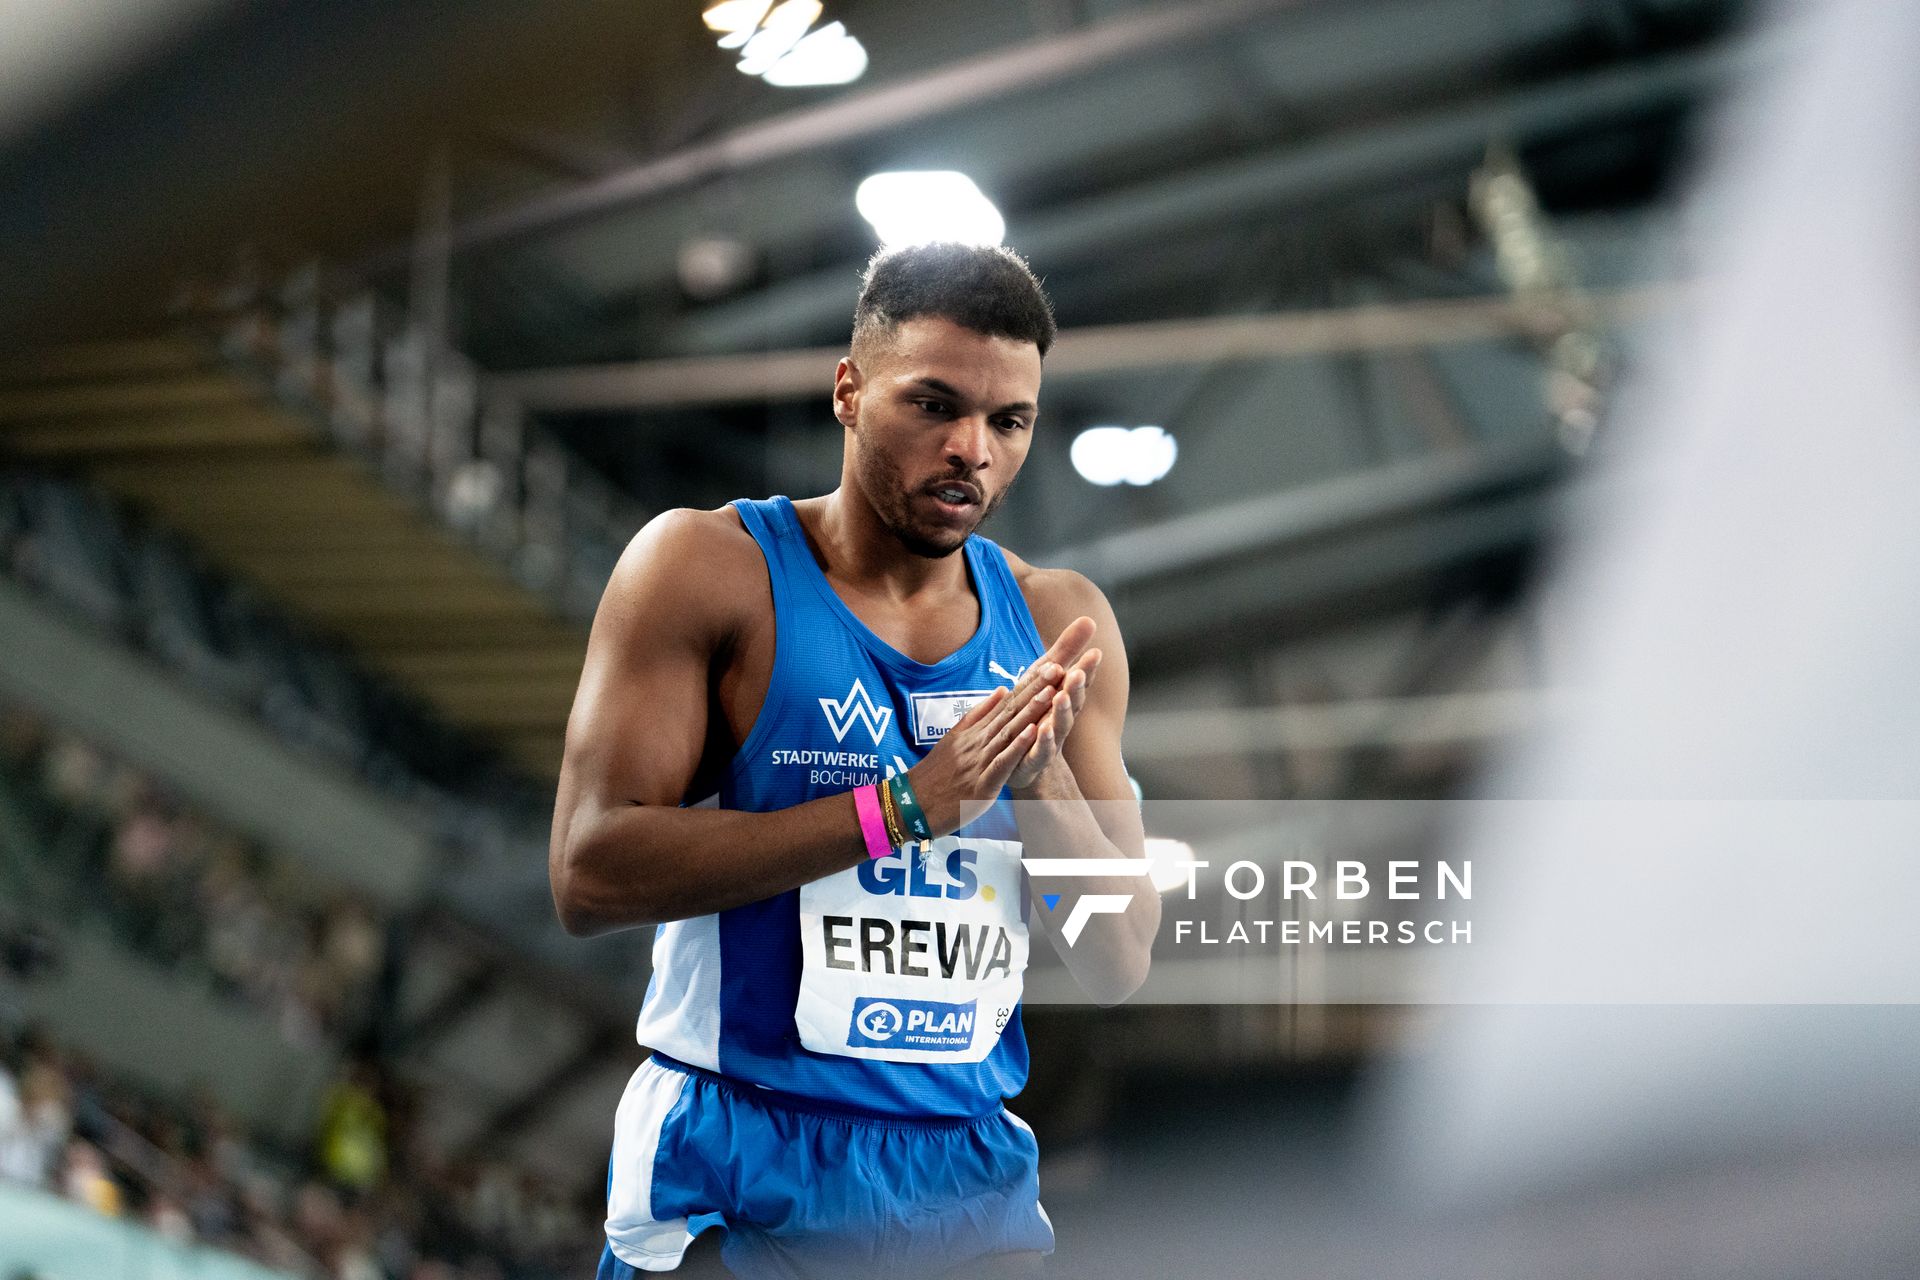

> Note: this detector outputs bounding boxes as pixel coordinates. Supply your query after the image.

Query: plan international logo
[820,679,892,745]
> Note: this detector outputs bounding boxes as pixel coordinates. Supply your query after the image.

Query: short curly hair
[851,242,1057,359]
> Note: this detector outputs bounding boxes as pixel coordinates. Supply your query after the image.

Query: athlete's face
[835,315,1043,558]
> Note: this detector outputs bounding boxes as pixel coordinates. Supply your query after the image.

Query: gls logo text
[1020,858,1152,945]
[819,679,892,745]
[858,847,980,900]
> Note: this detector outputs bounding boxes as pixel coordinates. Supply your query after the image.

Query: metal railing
[210,264,646,626]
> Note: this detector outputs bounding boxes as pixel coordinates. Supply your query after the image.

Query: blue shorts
[596,1054,1054,1279]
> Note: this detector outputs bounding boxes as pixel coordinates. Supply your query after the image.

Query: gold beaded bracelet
[877,777,908,850]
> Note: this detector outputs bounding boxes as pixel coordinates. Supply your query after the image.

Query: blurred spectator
[149,1189,194,1243]
[1,701,384,1044]
[316,1065,388,1196]
[0,1055,71,1187]
[0,467,546,850]
[0,525,596,1277]
[0,1020,596,1279]
[0,1058,23,1181]
[59,1140,122,1217]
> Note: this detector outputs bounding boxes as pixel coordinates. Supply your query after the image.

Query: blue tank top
[632,495,1049,1119]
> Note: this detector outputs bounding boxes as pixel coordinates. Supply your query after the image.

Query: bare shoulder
[600,505,766,638]
[626,503,755,558]
[999,546,1130,726]
[997,546,1122,643]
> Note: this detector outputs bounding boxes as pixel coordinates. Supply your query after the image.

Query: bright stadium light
[702,0,770,35]
[707,0,865,85]
[1069,427,1131,486]
[1070,425,1178,487]
[736,0,822,75]
[761,21,867,86]
[855,171,1005,247]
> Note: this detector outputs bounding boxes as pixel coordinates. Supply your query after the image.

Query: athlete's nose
[943,415,993,473]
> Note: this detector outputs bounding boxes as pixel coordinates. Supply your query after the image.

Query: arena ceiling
[2,0,1756,678]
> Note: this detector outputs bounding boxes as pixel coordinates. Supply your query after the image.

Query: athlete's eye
[914,399,952,416]
[993,418,1029,434]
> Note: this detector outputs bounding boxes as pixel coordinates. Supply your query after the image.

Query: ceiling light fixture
[735,0,822,76]
[703,0,866,88]
[761,21,868,87]
[1070,425,1178,487]
[702,0,770,34]
[855,171,1005,248]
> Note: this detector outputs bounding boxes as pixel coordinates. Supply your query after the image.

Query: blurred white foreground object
[1381,0,1920,1214]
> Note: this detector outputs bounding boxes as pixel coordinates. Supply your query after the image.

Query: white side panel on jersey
[633,915,722,1072]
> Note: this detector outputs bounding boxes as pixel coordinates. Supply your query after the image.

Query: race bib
[796,837,1027,1063]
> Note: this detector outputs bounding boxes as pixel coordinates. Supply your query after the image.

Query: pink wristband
[852,784,894,861]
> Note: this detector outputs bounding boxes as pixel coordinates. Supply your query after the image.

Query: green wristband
[886,773,933,841]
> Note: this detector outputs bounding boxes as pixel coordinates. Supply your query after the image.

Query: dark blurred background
[17,2,1906,1279]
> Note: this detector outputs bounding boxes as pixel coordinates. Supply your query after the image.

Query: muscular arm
[1012,569,1160,1005]
[549,510,1061,937]
[548,509,869,935]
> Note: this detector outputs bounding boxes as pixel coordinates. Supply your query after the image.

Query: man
[550,242,1159,1279]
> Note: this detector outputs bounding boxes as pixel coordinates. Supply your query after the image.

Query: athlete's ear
[832,356,863,429]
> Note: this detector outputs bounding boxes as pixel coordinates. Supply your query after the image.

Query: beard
[854,431,1009,559]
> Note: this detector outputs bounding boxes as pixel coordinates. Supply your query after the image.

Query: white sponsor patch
[910,689,996,745]
[795,837,1027,1064]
